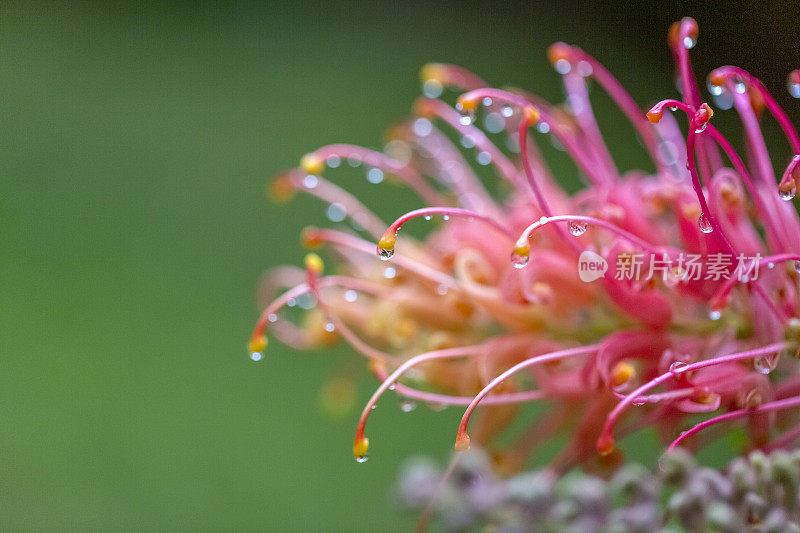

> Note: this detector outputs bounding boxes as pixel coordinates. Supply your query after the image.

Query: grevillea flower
[250,17,800,474]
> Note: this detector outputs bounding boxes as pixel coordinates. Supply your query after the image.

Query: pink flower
[250,17,800,472]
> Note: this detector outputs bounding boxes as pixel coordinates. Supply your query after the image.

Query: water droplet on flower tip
[735,82,747,94]
[779,182,796,201]
[268,313,278,323]
[577,60,592,77]
[347,156,361,167]
[669,361,689,373]
[459,135,476,149]
[355,455,369,463]
[682,36,696,49]
[753,356,774,375]
[476,151,492,165]
[324,322,335,332]
[399,398,418,412]
[789,82,800,99]
[713,90,734,110]
[377,247,394,261]
[501,105,514,118]
[554,58,571,74]
[768,262,775,269]
[326,155,341,168]
[794,260,800,274]
[286,297,297,308]
[443,215,449,221]
[482,97,492,107]
[632,399,646,407]
[510,251,529,269]
[344,290,358,303]
[694,123,707,134]
[698,213,714,233]
[568,221,587,236]
[536,122,550,134]
[422,78,443,98]
[250,352,263,362]
[708,83,723,96]
[709,310,722,321]
[383,267,397,279]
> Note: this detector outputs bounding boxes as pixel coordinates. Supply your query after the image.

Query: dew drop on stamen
[484,112,505,134]
[510,251,529,269]
[324,322,335,332]
[286,297,297,308]
[326,202,347,222]
[268,313,278,323]
[568,221,587,236]
[577,60,592,77]
[302,174,318,189]
[669,106,678,112]
[378,247,394,261]
[536,122,550,134]
[424,215,432,221]
[355,455,369,463]
[344,290,358,303]
[669,361,689,373]
[682,36,696,49]
[482,97,492,107]
[501,105,514,118]
[632,398,646,407]
[694,123,707,134]
[698,213,714,233]
[412,118,433,138]
[554,58,571,74]
[768,262,775,269]
[383,266,397,279]
[789,80,800,99]
[443,215,450,221]
[326,155,341,168]
[347,156,361,167]
[734,82,747,94]
[709,310,722,321]
[460,135,476,149]
[794,260,800,274]
[779,181,796,201]
[753,355,777,375]
[250,352,263,362]
[476,151,492,165]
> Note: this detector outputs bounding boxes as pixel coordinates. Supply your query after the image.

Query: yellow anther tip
[610,362,635,388]
[597,435,615,456]
[304,253,324,274]
[420,63,445,83]
[353,437,369,458]
[378,234,396,251]
[267,176,295,203]
[300,153,324,175]
[454,434,471,452]
[523,106,540,124]
[457,96,479,111]
[646,111,662,124]
[513,242,530,258]
[249,335,267,354]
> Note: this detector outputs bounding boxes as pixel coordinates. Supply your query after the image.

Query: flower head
[251,18,800,473]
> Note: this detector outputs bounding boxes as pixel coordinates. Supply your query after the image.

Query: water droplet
[422,78,443,98]
[683,36,696,49]
[501,106,514,118]
[355,455,369,463]
[767,262,775,269]
[694,123,707,133]
[698,213,713,233]
[326,155,341,168]
[302,174,318,189]
[388,383,396,391]
[399,398,418,412]
[789,81,800,99]
[443,215,450,221]
[536,122,550,134]
[709,310,721,321]
[577,60,592,77]
[268,313,278,323]
[554,58,571,74]
[632,398,646,407]
[510,251,529,269]
[753,356,775,375]
[326,202,347,222]
[370,404,376,410]
[568,221,587,236]
[779,181,797,201]
[347,156,362,167]
[482,97,493,107]
[366,167,384,184]
[424,215,432,221]
[296,293,316,310]
[344,290,358,302]
[378,247,394,260]
[286,297,297,308]
[476,151,492,165]
[383,267,397,279]
[483,112,505,134]
[324,322,335,332]
[412,118,433,137]
[460,135,476,149]
[794,260,800,274]
[669,361,689,373]
[250,352,263,361]
[708,83,723,96]
[669,106,678,112]
[436,284,448,295]
[734,82,747,94]
[713,90,733,110]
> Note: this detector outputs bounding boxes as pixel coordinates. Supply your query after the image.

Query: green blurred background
[1,1,798,530]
